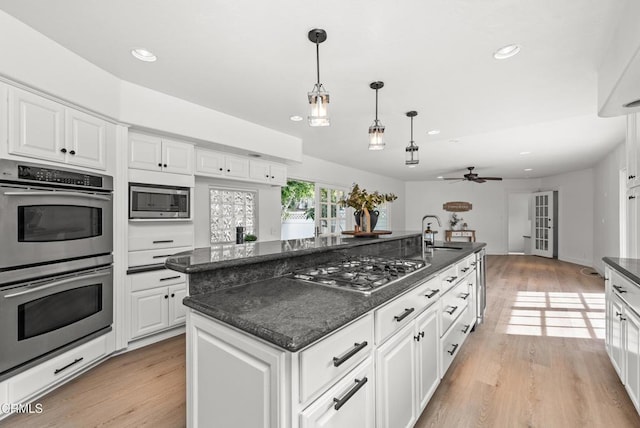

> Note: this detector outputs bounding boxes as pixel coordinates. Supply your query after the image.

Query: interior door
[531,191,555,258]
[315,184,348,236]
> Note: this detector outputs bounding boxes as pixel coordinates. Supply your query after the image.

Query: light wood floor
[4,256,640,427]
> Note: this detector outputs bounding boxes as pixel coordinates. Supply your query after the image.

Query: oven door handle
[4,191,111,202]
[4,271,111,298]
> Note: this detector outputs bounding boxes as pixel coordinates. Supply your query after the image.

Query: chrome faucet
[421,215,442,259]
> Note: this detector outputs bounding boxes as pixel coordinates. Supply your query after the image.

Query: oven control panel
[0,159,112,191]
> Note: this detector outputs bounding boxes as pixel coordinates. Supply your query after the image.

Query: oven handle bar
[4,271,111,298]
[4,191,111,202]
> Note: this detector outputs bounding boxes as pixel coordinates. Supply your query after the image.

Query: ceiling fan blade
[473,178,486,183]
[477,177,503,181]
[442,177,462,180]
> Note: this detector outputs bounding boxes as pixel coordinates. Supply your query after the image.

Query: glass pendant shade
[368,121,385,150]
[308,84,330,127]
[405,142,419,167]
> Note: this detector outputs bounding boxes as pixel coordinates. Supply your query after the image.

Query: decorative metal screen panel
[209,188,257,244]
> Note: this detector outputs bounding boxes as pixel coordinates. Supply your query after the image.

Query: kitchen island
[167,233,486,428]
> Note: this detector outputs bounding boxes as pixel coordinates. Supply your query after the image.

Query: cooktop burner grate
[289,256,428,295]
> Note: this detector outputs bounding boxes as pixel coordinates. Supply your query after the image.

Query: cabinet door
[626,308,640,411]
[376,322,417,428]
[168,283,188,326]
[130,287,169,339]
[224,155,250,179]
[65,108,107,170]
[628,188,639,258]
[300,357,375,428]
[9,87,65,162]
[605,268,613,352]
[269,163,287,186]
[627,113,639,188]
[415,305,440,413]
[249,160,271,183]
[129,133,163,171]
[195,148,225,176]
[610,295,625,379]
[162,139,193,175]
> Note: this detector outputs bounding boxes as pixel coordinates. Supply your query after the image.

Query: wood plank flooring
[3,255,640,427]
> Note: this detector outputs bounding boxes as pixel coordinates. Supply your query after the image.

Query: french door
[531,191,556,258]
[315,184,348,236]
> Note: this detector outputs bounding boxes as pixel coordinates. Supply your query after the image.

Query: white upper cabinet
[224,154,250,179]
[194,148,249,180]
[249,160,287,185]
[627,114,640,189]
[8,87,107,170]
[129,132,193,175]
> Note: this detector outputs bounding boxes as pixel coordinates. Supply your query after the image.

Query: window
[374,203,390,230]
[209,187,257,244]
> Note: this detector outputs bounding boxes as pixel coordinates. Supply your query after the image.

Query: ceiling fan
[443,167,503,183]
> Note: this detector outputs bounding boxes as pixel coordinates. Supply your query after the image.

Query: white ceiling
[0,0,629,180]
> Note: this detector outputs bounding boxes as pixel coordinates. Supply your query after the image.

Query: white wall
[508,193,531,253]
[593,142,625,273]
[287,155,407,231]
[405,179,540,254]
[539,169,595,267]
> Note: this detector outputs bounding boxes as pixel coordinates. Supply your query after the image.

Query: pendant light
[368,81,385,150]
[405,111,419,167]
[308,29,330,127]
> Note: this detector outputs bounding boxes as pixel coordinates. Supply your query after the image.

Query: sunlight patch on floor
[499,291,605,339]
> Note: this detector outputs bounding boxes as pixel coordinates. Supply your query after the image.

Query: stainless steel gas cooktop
[289,256,429,295]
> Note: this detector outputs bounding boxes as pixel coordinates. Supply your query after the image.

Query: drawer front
[375,288,423,344]
[437,265,460,295]
[440,306,469,377]
[412,276,442,309]
[129,268,186,292]
[128,246,192,267]
[612,270,640,310]
[9,334,108,403]
[457,254,476,279]
[129,222,194,251]
[300,313,374,404]
[440,280,471,337]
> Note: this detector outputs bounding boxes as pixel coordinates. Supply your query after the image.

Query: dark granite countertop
[183,242,485,352]
[166,231,422,274]
[603,257,640,285]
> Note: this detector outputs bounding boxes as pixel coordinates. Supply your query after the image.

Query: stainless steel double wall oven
[0,159,114,375]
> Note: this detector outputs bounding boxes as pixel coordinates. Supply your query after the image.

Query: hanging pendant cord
[316,38,321,86]
[375,88,379,122]
[410,116,414,143]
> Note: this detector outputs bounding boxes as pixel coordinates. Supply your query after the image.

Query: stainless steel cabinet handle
[153,240,175,244]
[462,324,471,334]
[460,292,470,300]
[447,344,459,355]
[445,276,458,283]
[5,271,110,298]
[444,305,458,315]
[333,377,368,411]
[461,267,469,273]
[5,191,111,201]
[394,307,415,322]
[613,284,627,293]
[54,357,83,375]
[424,289,439,299]
[332,341,368,367]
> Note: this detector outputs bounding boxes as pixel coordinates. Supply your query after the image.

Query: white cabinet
[375,303,440,428]
[188,311,285,428]
[249,159,287,185]
[130,281,186,340]
[628,187,640,258]
[626,308,640,411]
[610,292,626,378]
[195,148,249,179]
[300,358,375,428]
[129,133,193,175]
[8,87,108,170]
[627,114,640,189]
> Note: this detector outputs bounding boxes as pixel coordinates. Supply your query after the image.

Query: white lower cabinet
[415,305,440,412]
[626,308,640,410]
[610,294,626,378]
[300,358,375,428]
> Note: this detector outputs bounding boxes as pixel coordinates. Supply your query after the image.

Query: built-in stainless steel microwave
[129,183,190,219]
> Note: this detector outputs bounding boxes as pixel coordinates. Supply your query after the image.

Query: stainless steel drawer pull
[160,276,181,282]
[54,357,84,375]
[445,276,458,283]
[332,341,368,367]
[153,240,175,244]
[461,267,469,273]
[152,255,173,259]
[460,293,470,300]
[462,324,471,334]
[394,307,415,322]
[444,305,458,315]
[447,344,459,355]
[424,289,440,299]
[333,377,368,411]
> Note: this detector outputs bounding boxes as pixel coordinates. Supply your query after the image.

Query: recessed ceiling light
[289,115,303,122]
[437,176,444,179]
[524,168,533,171]
[131,48,157,62]
[449,139,459,143]
[427,129,440,135]
[520,151,531,155]
[493,44,521,60]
